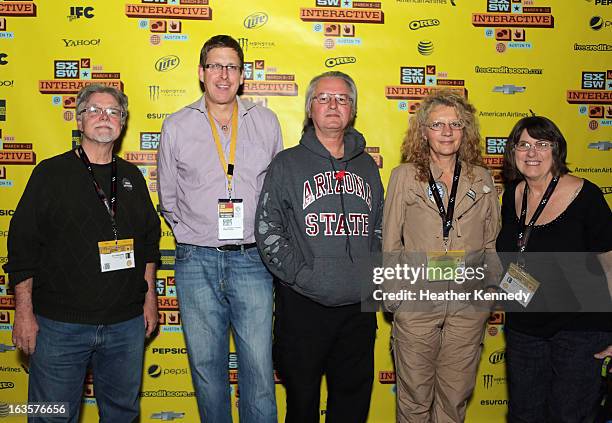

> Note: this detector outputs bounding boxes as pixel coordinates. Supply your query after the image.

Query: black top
[496,179,612,337]
[4,150,161,325]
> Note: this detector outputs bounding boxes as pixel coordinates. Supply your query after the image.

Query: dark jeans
[505,328,612,423]
[273,283,376,423]
[29,314,145,423]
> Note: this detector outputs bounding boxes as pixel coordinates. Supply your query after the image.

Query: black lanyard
[517,176,559,254]
[428,160,461,245]
[77,145,118,240]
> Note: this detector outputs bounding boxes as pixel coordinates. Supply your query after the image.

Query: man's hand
[12,278,38,355]
[594,345,612,359]
[143,290,158,338]
[143,262,158,338]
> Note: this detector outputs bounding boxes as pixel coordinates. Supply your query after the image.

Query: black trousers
[273,282,377,423]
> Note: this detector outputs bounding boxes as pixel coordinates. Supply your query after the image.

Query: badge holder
[99,239,135,272]
[218,199,244,240]
[426,250,466,282]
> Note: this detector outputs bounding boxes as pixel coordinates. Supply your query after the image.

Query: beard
[87,125,118,144]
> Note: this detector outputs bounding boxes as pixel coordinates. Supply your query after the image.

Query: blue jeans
[29,314,145,423]
[175,244,277,423]
[506,328,612,423]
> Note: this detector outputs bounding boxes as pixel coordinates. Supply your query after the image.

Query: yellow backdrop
[0,0,610,421]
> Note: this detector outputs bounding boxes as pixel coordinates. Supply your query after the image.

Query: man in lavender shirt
[157,35,282,423]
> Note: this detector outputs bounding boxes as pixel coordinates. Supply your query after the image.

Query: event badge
[218,199,244,240]
[426,250,465,282]
[98,239,135,272]
[500,262,539,307]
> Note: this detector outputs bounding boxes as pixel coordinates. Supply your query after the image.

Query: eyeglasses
[204,63,241,74]
[514,140,554,151]
[425,120,465,131]
[311,93,353,106]
[78,106,125,120]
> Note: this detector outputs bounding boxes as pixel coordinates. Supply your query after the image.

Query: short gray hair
[303,71,357,132]
[76,84,128,125]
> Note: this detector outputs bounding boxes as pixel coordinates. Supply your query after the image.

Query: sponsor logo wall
[0,1,608,421]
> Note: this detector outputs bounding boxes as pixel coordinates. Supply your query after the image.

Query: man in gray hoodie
[255,71,384,423]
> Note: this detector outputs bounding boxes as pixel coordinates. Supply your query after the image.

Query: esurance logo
[244,12,268,29]
[155,55,180,72]
[409,18,440,30]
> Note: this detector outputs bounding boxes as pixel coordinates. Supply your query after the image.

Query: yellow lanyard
[208,101,238,199]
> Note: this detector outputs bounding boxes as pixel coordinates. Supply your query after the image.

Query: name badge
[98,238,135,272]
[218,199,244,240]
[426,250,465,282]
[499,262,540,307]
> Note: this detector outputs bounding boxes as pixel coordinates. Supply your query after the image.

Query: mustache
[94,123,114,129]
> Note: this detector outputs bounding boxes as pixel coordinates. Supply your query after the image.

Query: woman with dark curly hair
[496,115,612,422]
[383,90,501,422]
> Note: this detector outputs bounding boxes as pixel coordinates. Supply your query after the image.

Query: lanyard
[208,101,238,199]
[428,160,461,249]
[517,176,559,254]
[77,145,118,240]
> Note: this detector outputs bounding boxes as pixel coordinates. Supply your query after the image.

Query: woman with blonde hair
[383,90,500,422]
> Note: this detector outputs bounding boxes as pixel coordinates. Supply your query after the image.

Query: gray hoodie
[255,126,384,306]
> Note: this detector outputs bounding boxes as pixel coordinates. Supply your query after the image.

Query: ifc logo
[417,40,434,56]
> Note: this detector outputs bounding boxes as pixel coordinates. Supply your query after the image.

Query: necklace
[211,112,232,133]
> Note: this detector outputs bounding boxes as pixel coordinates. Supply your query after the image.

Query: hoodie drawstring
[330,158,354,263]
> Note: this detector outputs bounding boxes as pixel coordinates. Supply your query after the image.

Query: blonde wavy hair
[401,90,485,182]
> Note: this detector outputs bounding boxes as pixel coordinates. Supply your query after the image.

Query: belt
[214,242,257,252]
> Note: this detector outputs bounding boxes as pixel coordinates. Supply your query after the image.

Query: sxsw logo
[581,72,606,90]
[486,137,507,154]
[401,67,425,85]
[54,61,80,79]
[228,353,238,370]
[316,0,341,6]
[487,0,510,12]
[243,63,253,80]
[140,132,161,150]
[68,6,94,21]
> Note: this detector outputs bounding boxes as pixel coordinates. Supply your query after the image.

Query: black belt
[214,242,257,252]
